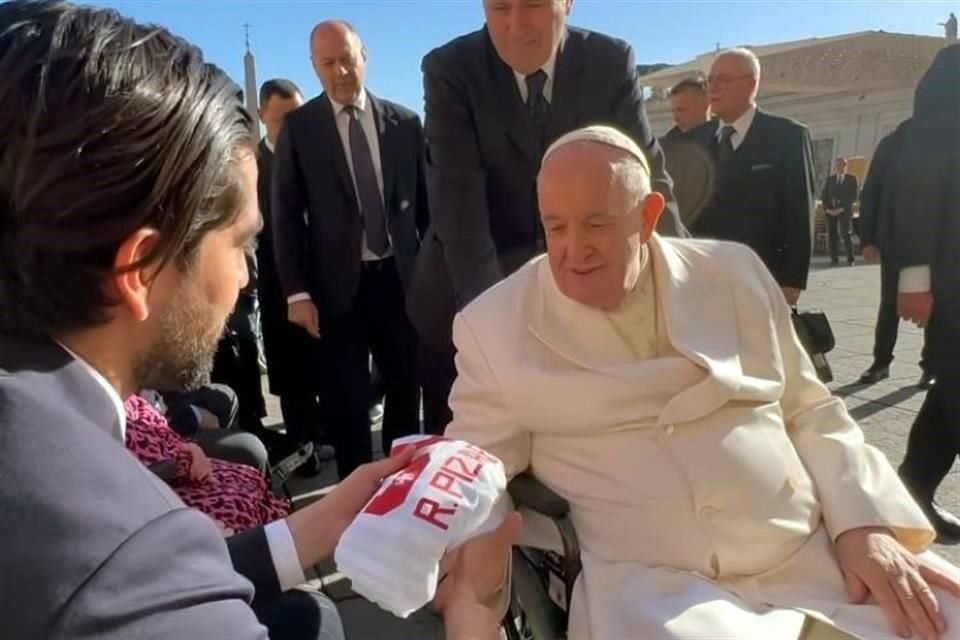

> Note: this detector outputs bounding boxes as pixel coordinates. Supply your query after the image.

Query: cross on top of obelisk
[244,23,251,53]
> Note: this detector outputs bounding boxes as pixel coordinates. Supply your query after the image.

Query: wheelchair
[502,473,582,640]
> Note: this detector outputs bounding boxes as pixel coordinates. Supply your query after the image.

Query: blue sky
[88,0,956,112]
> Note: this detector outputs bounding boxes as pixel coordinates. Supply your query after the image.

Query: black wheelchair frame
[502,473,582,640]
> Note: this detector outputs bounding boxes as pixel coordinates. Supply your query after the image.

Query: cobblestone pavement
[268,257,958,636]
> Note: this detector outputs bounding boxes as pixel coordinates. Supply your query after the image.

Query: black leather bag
[791,309,836,383]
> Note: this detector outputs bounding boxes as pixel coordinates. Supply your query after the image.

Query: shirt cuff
[898,266,931,293]
[287,292,312,304]
[264,520,306,591]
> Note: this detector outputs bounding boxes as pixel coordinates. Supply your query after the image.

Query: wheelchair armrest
[508,472,569,519]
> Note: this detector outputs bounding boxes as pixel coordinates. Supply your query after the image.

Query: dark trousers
[420,341,455,436]
[872,257,930,369]
[320,258,420,478]
[252,588,344,640]
[212,294,266,431]
[899,373,960,503]
[827,211,854,264]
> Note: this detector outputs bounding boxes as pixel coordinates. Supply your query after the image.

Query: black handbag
[791,308,836,383]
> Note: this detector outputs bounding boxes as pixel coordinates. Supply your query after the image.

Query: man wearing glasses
[688,48,815,306]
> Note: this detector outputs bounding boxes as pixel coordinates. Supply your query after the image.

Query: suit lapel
[369,93,395,209]
[526,236,742,425]
[316,96,359,211]
[484,29,542,164]
[545,30,582,145]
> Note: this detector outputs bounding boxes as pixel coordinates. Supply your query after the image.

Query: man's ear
[565,0,575,15]
[112,229,161,323]
[640,192,665,241]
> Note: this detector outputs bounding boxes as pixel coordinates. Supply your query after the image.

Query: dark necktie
[525,70,550,123]
[347,106,389,256]
[716,125,735,165]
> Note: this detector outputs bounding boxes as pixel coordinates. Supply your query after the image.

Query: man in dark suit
[891,44,960,542]
[272,20,427,478]
[0,3,424,637]
[821,157,859,267]
[254,79,329,466]
[407,0,683,434]
[664,76,711,141]
[857,122,934,388]
[688,48,815,305]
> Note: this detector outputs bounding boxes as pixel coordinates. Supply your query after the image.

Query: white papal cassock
[446,234,959,639]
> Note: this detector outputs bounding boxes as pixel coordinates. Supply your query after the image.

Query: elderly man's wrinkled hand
[836,526,960,640]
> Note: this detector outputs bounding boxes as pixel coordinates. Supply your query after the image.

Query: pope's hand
[836,527,960,640]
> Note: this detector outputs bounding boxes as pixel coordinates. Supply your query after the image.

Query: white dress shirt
[513,45,559,104]
[66,347,306,591]
[717,103,757,151]
[288,88,392,305]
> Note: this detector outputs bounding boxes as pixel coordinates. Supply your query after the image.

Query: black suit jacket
[0,334,272,638]
[272,92,429,322]
[407,26,682,349]
[820,173,858,217]
[859,123,908,254]
[688,110,815,289]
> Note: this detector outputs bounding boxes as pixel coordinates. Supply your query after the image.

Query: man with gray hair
[446,125,959,639]
[688,47,815,306]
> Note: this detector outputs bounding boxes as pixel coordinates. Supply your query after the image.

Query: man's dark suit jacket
[859,123,908,256]
[890,44,959,374]
[821,172,858,218]
[255,139,318,395]
[406,26,682,351]
[271,92,429,322]
[688,110,815,290]
[0,334,278,638]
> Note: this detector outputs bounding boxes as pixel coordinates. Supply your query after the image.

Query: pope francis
[445,125,960,640]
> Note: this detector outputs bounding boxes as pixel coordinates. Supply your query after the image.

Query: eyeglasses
[706,73,753,87]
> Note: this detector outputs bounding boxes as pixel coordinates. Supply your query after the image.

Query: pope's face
[538,143,661,310]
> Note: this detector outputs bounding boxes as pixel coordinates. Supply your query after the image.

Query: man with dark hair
[406,0,684,435]
[821,157,858,267]
[273,20,428,478]
[254,77,330,470]
[0,2,443,638]
[665,76,710,139]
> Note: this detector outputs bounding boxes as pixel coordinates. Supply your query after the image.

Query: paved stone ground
[265,256,958,636]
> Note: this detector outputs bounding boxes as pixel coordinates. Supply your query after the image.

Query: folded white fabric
[334,435,509,618]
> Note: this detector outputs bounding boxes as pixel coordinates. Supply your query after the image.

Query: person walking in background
[821,157,858,267]
[890,44,960,543]
[688,48,815,307]
[857,121,934,388]
[406,0,683,435]
[272,20,427,478]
